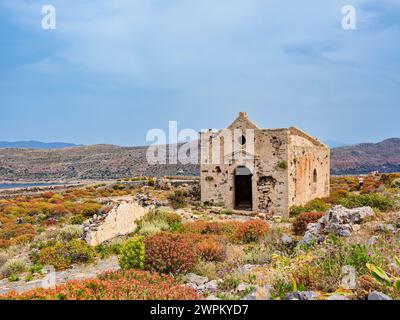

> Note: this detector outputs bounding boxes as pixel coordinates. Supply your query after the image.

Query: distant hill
[331,138,400,175]
[324,140,351,148]
[0,141,81,149]
[0,144,198,180]
[0,138,399,180]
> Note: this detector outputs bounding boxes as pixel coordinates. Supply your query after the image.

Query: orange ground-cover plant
[1,269,202,300]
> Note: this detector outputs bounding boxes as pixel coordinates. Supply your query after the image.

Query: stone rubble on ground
[303,205,374,244]
[284,291,317,300]
[280,234,293,244]
[238,264,258,274]
[237,282,252,293]
[184,273,223,294]
[327,294,350,300]
[242,285,272,300]
[341,265,357,290]
[375,223,396,233]
[367,291,393,300]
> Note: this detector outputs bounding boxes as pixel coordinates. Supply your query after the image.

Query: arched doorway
[235,166,253,210]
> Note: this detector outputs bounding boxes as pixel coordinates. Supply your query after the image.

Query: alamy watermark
[342,5,356,30]
[146,121,256,172]
[41,5,56,30]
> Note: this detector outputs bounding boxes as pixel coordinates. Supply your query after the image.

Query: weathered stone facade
[200,112,330,216]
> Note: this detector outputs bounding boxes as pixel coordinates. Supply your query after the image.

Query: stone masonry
[200,112,330,216]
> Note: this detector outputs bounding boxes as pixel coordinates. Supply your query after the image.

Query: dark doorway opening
[235,166,253,210]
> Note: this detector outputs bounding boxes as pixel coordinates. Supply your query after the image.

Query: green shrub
[145,233,197,274]
[81,202,102,217]
[57,225,83,242]
[168,190,188,209]
[290,205,306,216]
[69,214,85,225]
[39,240,95,270]
[95,241,122,259]
[136,208,182,234]
[290,199,330,216]
[337,192,395,212]
[392,178,400,189]
[0,258,26,278]
[119,236,145,270]
[8,274,20,282]
[137,221,169,236]
[220,208,234,215]
[278,161,288,170]
[0,253,8,268]
[192,261,219,280]
[344,244,371,273]
[243,244,271,265]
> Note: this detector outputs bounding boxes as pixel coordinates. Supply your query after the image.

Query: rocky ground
[0,175,399,300]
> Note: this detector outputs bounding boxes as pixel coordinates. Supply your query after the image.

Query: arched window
[239,135,246,145]
[313,169,317,183]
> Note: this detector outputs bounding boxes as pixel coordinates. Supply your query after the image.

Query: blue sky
[0,0,399,146]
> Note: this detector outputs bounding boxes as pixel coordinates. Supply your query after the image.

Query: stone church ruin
[200,112,330,216]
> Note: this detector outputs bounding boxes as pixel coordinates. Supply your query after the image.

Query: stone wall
[288,130,330,207]
[84,199,149,246]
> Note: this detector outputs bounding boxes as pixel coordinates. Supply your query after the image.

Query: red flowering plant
[0,269,202,300]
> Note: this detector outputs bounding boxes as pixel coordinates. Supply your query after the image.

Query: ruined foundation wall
[85,200,149,246]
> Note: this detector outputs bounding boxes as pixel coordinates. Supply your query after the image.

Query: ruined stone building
[200,112,330,216]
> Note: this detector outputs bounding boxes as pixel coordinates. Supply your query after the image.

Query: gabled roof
[227,112,260,130]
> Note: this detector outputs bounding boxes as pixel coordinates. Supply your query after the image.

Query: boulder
[327,294,350,300]
[341,265,357,290]
[237,283,252,293]
[184,273,209,286]
[281,234,293,244]
[238,264,257,274]
[367,236,379,247]
[376,224,396,233]
[367,291,392,300]
[204,280,219,293]
[302,206,374,243]
[242,285,271,300]
[285,291,317,300]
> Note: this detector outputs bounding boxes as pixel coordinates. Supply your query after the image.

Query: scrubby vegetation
[144,233,197,274]
[119,236,145,270]
[37,240,95,270]
[293,212,325,235]
[1,269,201,300]
[0,173,399,300]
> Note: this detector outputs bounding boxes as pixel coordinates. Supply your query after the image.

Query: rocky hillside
[331,138,400,175]
[0,144,199,180]
[0,138,399,180]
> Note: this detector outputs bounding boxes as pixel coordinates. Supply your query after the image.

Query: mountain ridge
[0,138,398,179]
[0,141,81,149]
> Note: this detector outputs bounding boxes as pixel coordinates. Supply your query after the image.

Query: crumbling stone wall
[84,199,149,246]
[288,128,330,207]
